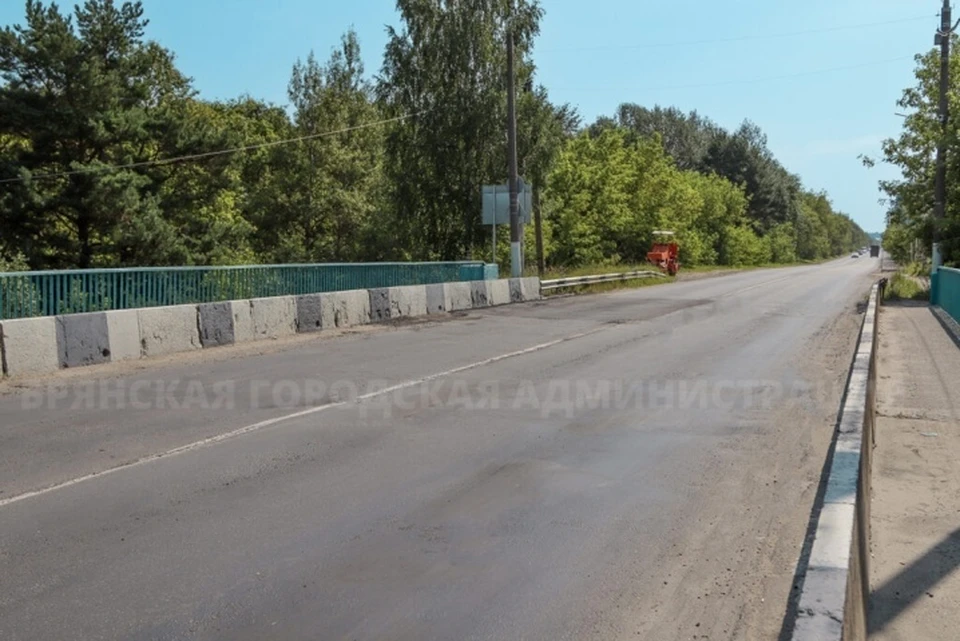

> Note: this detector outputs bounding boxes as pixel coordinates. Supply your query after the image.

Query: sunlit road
[0,257,878,640]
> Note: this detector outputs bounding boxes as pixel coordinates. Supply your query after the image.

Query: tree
[613,104,719,171]
[703,121,800,230]
[0,0,201,268]
[0,0,869,272]
[377,0,544,260]
[256,30,383,263]
[871,43,960,264]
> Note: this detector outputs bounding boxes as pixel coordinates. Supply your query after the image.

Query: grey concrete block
[296,294,324,332]
[444,282,473,311]
[138,305,202,358]
[0,316,61,377]
[520,276,541,301]
[470,281,490,308]
[198,302,235,347]
[823,438,862,506]
[509,278,524,302]
[321,290,371,328]
[250,296,297,339]
[370,288,391,322]
[105,309,141,362]
[388,285,428,318]
[791,566,849,641]
[56,312,110,368]
[425,283,446,314]
[231,300,254,343]
[807,503,855,569]
[488,279,511,306]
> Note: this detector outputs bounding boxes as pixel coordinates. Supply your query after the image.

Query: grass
[884,270,929,302]
[902,261,932,278]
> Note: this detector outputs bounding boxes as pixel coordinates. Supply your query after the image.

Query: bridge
[0,258,884,639]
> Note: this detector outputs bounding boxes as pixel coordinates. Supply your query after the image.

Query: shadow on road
[929,305,960,351]
[868,526,960,635]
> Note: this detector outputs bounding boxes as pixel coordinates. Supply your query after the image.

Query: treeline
[0,0,869,272]
[871,42,960,266]
[547,107,870,267]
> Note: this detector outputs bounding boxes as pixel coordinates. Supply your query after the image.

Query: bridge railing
[0,261,490,320]
[931,266,960,324]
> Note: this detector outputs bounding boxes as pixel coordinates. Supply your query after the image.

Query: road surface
[0,257,878,640]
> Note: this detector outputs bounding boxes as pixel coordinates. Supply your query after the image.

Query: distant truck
[870,244,880,257]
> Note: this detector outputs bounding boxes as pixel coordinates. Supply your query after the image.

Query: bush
[720,225,770,266]
[0,252,29,272]
[884,271,929,301]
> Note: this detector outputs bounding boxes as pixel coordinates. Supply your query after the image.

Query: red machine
[646,230,680,276]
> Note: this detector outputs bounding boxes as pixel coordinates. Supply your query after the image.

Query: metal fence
[931,266,960,323]
[0,262,490,320]
[541,270,665,291]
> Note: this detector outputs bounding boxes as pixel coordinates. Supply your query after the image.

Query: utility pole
[534,185,545,276]
[934,0,954,270]
[506,24,522,277]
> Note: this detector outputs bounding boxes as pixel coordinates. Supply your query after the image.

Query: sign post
[482,181,532,264]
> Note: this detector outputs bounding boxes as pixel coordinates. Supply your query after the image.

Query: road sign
[482,181,532,225]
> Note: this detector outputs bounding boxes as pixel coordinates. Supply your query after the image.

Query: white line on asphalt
[0,325,611,509]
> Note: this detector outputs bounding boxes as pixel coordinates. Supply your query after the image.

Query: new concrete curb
[789,281,882,641]
[0,278,541,379]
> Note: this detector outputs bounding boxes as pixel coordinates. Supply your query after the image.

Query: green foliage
[0,251,28,272]
[884,271,929,301]
[766,223,798,264]
[720,225,771,266]
[377,0,545,260]
[871,41,960,264]
[0,1,871,273]
[259,30,383,263]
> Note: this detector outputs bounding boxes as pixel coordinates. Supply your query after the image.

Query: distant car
[851,253,859,258]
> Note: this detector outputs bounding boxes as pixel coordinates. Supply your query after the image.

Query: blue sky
[1,0,938,233]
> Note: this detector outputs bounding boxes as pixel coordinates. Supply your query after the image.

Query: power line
[541,15,934,53]
[0,111,424,185]
[550,55,915,92]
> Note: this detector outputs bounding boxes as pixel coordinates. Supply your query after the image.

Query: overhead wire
[0,111,425,184]
[539,14,935,53]
[0,16,933,183]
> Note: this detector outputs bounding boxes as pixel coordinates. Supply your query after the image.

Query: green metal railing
[931,266,960,323]
[0,262,490,320]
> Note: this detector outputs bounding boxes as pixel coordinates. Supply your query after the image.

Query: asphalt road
[0,257,879,641]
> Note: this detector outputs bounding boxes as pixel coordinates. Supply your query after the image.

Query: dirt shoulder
[870,303,960,639]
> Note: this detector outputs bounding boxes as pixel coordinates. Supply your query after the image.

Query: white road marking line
[0,325,610,509]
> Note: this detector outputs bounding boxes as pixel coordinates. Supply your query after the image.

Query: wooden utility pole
[506,25,521,277]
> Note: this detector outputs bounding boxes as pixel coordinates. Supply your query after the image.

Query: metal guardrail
[540,270,666,291]
[0,261,491,320]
